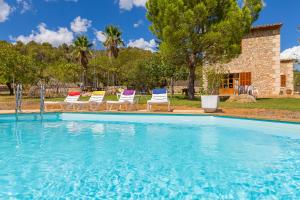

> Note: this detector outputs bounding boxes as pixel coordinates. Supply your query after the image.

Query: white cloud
[17,0,32,14]
[11,23,74,47]
[0,0,12,22]
[119,0,147,10]
[281,46,300,63]
[95,31,107,43]
[92,39,97,46]
[133,20,143,28]
[127,38,157,52]
[71,16,92,33]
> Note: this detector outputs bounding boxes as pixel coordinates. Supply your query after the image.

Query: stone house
[219,23,295,96]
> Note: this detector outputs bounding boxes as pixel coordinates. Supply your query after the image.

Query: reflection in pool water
[0,113,300,199]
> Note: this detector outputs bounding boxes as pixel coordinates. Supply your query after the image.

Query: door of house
[219,73,239,95]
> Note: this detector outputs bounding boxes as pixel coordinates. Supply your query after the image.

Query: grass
[1,94,300,111]
[220,98,300,111]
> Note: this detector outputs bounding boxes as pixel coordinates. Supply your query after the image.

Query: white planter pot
[201,95,219,113]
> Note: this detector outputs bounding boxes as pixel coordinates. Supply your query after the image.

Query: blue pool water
[1,113,300,199]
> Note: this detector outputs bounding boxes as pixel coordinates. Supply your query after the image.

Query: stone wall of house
[280,60,294,94]
[224,28,281,96]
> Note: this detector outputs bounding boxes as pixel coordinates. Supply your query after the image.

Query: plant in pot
[201,66,225,113]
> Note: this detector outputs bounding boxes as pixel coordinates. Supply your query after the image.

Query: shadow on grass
[170,95,201,101]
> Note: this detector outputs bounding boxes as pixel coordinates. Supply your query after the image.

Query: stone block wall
[224,27,281,96]
[280,60,295,94]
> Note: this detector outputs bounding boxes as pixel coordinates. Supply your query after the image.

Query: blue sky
[0,0,299,53]
[255,0,300,51]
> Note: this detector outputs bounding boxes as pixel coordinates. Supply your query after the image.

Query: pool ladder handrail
[15,84,22,115]
[40,84,45,114]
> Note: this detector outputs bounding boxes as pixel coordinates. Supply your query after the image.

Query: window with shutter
[281,75,286,87]
[240,72,251,86]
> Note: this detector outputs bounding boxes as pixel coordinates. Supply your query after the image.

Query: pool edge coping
[1,111,300,125]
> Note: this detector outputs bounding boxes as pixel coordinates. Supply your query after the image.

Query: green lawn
[32,95,300,111]
[1,94,300,111]
[168,96,300,111]
[220,98,300,111]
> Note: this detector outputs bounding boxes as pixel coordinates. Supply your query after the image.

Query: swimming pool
[1,113,300,199]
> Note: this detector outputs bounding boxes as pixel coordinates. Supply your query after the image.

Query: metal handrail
[15,84,22,115]
[40,84,45,114]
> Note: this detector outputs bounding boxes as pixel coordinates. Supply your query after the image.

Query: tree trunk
[6,82,14,95]
[84,69,87,87]
[107,72,110,86]
[80,52,89,88]
[187,54,196,100]
[112,73,115,86]
[82,65,88,89]
[170,77,174,96]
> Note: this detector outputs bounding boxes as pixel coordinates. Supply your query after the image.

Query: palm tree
[102,25,124,86]
[103,25,124,59]
[73,35,93,87]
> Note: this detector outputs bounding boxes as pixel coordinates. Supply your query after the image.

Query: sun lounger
[75,91,106,111]
[45,91,81,111]
[106,89,136,111]
[147,88,171,112]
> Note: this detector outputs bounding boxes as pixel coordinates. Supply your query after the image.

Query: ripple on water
[0,114,300,199]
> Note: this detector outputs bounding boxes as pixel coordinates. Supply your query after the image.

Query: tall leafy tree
[0,41,34,95]
[28,42,57,82]
[146,0,263,99]
[294,71,300,87]
[73,36,93,87]
[58,43,74,63]
[90,48,153,86]
[15,41,60,82]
